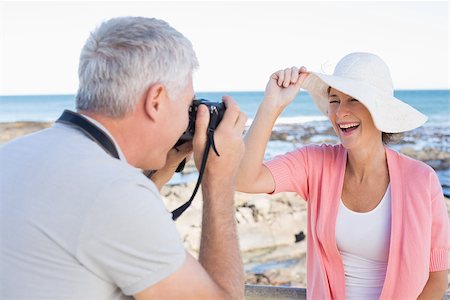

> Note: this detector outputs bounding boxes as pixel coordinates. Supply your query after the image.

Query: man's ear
[143,83,167,121]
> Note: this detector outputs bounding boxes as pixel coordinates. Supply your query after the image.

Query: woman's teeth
[339,123,360,132]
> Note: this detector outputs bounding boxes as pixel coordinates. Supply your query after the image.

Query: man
[0,17,246,299]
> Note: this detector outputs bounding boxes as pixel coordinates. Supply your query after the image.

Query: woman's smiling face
[327,87,382,150]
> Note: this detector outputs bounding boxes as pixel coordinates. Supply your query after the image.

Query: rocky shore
[0,121,53,145]
[162,181,309,287]
[1,121,449,290]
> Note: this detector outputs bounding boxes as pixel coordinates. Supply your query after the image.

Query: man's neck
[79,110,143,167]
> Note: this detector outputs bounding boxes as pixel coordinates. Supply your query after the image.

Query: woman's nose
[336,101,352,118]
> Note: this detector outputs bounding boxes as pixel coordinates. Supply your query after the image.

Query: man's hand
[192,96,247,186]
[263,66,308,110]
[149,142,192,190]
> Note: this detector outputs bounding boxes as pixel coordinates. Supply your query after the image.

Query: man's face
[158,77,195,164]
[126,76,196,172]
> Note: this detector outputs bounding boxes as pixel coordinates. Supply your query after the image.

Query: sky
[0,1,449,95]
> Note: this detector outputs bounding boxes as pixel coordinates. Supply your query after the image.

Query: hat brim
[302,72,427,133]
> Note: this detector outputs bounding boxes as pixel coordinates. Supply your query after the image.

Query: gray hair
[76,17,199,118]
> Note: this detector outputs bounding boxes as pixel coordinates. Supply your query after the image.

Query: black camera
[175,99,225,172]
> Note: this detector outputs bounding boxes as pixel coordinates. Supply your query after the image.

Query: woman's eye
[350,98,359,102]
[329,99,339,104]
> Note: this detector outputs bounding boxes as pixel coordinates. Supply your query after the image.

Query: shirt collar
[81,114,128,163]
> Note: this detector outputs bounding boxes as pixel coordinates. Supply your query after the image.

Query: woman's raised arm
[236,67,308,193]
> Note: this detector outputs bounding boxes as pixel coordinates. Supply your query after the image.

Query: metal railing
[244,285,450,300]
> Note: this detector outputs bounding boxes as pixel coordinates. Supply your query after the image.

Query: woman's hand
[149,142,193,191]
[263,66,308,110]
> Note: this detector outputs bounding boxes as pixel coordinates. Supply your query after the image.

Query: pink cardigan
[265,144,449,299]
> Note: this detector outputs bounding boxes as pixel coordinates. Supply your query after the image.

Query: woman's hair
[381,133,394,144]
[326,86,394,144]
[76,17,199,118]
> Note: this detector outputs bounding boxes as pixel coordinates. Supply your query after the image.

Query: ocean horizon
[0,89,449,125]
[1,90,449,195]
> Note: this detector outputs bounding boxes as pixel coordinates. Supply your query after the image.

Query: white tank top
[335,185,391,300]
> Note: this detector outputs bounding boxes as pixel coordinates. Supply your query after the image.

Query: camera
[175,99,225,172]
[176,99,225,145]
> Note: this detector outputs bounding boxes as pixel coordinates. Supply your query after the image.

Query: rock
[161,186,307,255]
[0,122,53,145]
[236,206,257,224]
[244,243,307,287]
[400,146,450,170]
[270,131,290,141]
[295,231,305,243]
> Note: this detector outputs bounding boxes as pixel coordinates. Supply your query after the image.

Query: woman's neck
[346,143,388,184]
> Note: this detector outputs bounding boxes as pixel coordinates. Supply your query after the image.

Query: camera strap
[171,126,219,220]
[56,109,217,221]
[56,110,120,159]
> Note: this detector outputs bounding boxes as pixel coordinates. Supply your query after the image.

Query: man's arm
[195,96,246,299]
[135,96,246,299]
[134,252,236,299]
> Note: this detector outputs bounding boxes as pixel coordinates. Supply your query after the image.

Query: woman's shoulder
[288,144,346,167]
[386,147,437,178]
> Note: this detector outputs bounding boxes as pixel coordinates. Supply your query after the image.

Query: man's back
[0,123,185,299]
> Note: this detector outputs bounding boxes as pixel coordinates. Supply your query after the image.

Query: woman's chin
[338,138,358,150]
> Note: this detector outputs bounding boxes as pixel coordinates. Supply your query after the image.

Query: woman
[236,52,448,299]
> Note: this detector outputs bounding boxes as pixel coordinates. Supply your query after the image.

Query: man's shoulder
[70,151,160,204]
[1,123,160,201]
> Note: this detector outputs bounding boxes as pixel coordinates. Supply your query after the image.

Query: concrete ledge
[244,284,450,300]
[245,285,306,300]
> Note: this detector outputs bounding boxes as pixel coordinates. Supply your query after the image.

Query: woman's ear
[143,83,167,121]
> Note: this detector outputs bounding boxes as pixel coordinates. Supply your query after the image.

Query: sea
[1,90,449,195]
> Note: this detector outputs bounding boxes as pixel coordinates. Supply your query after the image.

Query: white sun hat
[301,52,427,133]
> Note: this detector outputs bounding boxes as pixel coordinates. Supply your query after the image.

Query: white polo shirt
[0,120,185,299]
